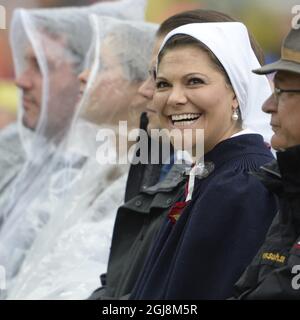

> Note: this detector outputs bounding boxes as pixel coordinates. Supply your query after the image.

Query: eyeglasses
[274,87,300,103]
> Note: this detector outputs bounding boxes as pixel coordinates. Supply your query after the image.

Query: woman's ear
[232,93,239,109]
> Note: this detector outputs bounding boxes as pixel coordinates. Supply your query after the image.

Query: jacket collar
[143,163,190,195]
[203,134,272,168]
[253,144,300,195]
[277,144,300,195]
[251,160,283,195]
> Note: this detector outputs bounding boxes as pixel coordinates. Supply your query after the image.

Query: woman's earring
[232,109,239,121]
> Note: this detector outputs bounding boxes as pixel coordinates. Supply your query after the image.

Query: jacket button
[135,200,142,207]
[166,198,173,205]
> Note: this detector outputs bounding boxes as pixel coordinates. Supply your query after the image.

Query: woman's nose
[167,86,187,107]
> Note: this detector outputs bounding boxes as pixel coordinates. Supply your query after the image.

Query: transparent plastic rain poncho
[0,0,153,297]
[5,14,158,299]
[0,0,147,207]
[0,123,25,209]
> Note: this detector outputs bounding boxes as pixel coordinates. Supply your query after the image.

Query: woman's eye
[156,81,170,89]
[188,78,204,85]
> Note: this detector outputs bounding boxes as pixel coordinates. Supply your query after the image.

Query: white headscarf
[158,22,273,143]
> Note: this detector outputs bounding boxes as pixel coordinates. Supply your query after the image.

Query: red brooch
[168,201,190,225]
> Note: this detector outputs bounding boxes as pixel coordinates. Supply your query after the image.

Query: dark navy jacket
[131,134,278,300]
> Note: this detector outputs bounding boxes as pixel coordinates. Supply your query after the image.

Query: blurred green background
[0,0,299,126]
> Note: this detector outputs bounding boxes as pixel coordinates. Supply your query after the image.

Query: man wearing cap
[233,27,300,299]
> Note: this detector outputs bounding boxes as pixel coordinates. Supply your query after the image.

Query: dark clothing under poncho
[131,134,278,300]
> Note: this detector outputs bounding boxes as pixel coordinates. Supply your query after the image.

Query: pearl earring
[232,109,239,121]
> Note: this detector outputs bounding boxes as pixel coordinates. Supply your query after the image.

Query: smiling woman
[155,43,240,155]
[155,27,273,155]
[131,22,279,300]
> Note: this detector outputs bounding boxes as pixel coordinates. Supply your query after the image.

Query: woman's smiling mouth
[169,113,202,127]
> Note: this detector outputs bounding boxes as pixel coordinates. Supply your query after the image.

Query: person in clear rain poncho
[4,14,157,300]
[0,0,148,210]
[0,0,150,298]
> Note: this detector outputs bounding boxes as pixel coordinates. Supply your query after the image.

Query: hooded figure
[6,14,157,300]
[0,0,149,298]
[0,0,148,209]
